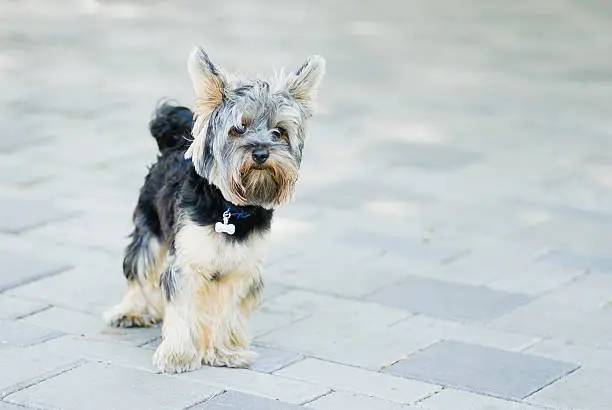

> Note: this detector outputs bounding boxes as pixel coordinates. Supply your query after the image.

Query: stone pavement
[1,0,612,409]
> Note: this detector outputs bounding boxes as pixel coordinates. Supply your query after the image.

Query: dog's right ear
[188,47,225,117]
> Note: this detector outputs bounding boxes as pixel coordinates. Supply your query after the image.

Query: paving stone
[251,304,311,338]
[524,339,612,370]
[340,230,464,264]
[0,248,71,292]
[305,391,408,410]
[18,307,160,347]
[0,401,35,409]
[0,295,48,320]
[5,362,220,410]
[0,345,81,398]
[311,315,540,371]
[276,358,440,404]
[190,390,303,409]
[417,388,547,410]
[266,253,411,298]
[0,195,72,233]
[251,345,302,373]
[373,141,483,172]
[179,366,328,405]
[257,291,410,354]
[526,367,612,410]
[485,261,584,296]
[34,335,156,372]
[491,275,612,348]
[0,320,62,347]
[23,214,130,254]
[9,266,126,315]
[365,275,531,322]
[385,340,578,400]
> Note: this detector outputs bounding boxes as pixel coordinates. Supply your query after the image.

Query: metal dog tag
[215,210,235,235]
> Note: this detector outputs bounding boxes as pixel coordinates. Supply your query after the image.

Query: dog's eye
[271,127,288,141]
[230,124,247,136]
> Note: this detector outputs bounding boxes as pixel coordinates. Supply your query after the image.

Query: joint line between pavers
[183,389,228,410]
[520,364,583,400]
[1,359,87,401]
[4,211,80,235]
[299,388,334,406]
[0,265,73,294]
[12,304,53,321]
[413,386,446,405]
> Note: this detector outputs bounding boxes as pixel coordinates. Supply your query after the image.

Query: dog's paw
[203,348,256,368]
[104,308,159,328]
[153,340,202,373]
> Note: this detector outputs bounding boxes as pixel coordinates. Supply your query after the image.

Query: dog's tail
[149,101,194,153]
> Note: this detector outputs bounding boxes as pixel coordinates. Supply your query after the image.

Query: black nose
[252,148,269,164]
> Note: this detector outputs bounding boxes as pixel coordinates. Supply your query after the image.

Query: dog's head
[185,47,325,209]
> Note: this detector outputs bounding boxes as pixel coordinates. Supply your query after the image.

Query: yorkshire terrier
[104,47,325,373]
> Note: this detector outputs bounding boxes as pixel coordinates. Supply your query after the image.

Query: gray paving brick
[252,303,311,338]
[373,141,483,171]
[266,253,411,298]
[276,358,440,404]
[366,275,530,322]
[18,307,160,347]
[251,345,302,373]
[310,315,539,371]
[190,390,303,409]
[179,366,328,405]
[385,340,578,400]
[0,345,81,398]
[9,266,126,315]
[24,214,130,254]
[33,335,157,372]
[306,391,408,410]
[0,295,48,320]
[340,230,464,264]
[0,196,72,233]
[491,274,612,348]
[0,401,35,409]
[527,367,612,410]
[0,320,61,347]
[0,248,71,292]
[5,362,220,410]
[525,339,612,370]
[257,291,410,355]
[417,389,547,410]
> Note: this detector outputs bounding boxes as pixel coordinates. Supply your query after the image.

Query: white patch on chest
[174,218,269,277]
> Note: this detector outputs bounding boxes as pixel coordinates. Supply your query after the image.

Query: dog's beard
[239,158,298,207]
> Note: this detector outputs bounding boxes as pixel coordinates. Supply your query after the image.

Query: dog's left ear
[285,55,326,116]
[187,47,225,117]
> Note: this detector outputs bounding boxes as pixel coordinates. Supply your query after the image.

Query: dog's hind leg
[104,223,166,328]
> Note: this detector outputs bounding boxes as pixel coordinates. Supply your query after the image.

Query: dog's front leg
[153,264,260,373]
[198,271,259,369]
[153,265,204,373]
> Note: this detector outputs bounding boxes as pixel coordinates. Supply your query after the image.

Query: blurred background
[1,1,612,409]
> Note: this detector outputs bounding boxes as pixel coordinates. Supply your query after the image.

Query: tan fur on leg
[198,272,261,368]
[104,276,164,327]
[105,243,167,328]
[153,266,262,372]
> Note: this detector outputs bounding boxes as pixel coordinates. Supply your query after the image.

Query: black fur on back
[122,102,273,281]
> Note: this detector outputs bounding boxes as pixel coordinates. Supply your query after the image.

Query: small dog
[104,47,325,373]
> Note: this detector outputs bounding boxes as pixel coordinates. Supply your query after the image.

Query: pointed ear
[285,55,326,115]
[187,47,225,117]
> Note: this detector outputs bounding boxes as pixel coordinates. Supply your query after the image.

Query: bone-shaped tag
[215,221,235,235]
